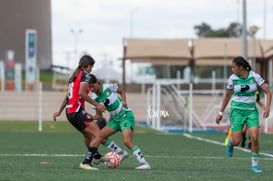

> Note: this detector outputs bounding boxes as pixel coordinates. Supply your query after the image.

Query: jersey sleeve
[254,72,265,86]
[80,71,91,84]
[226,75,234,90]
[105,84,119,92]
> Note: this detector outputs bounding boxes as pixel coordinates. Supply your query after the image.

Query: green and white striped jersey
[91,84,129,120]
[227,71,265,110]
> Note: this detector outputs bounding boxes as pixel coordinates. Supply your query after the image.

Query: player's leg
[227,109,244,157]
[120,112,151,169]
[247,109,262,173]
[67,110,102,170]
[84,121,111,164]
[82,117,107,148]
[247,136,252,149]
[226,130,242,157]
[248,126,262,173]
[229,130,242,146]
[101,121,129,162]
[78,112,112,169]
[241,124,247,147]
[121,128,150,169]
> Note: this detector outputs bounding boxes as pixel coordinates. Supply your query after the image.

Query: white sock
[106,140,123,153]
[133,148,146,164]
[252,156,259,167]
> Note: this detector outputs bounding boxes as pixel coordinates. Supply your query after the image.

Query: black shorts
[66,107,94,131]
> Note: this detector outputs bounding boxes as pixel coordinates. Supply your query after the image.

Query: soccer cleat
[135,162,151,170]
[226,137,234,157]
[118,150,129,163]
[224,128,232,146]
[251,166,263,173]
[93,156,110,165]
[79,162,98,171]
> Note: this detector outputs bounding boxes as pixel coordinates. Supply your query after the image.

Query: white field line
[183,133,273,158]
[0,153,273,161]
[0,133,273,160]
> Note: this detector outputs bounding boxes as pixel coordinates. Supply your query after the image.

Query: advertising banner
[14,63,22,92]
[0,61,4,91]
[25,29,37,84]
[6,50,14,90]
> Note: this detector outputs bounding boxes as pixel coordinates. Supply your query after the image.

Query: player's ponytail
[232,56,252,71]
[69,55,95,82]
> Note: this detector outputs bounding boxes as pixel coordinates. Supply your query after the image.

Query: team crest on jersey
[105,90,111,96]
[249,77,254,84]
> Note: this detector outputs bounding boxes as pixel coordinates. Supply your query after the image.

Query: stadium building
[0,0,52,70]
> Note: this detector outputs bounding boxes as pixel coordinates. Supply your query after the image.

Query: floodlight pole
[70,29,83,66]
[122,39,127,91]
[249,25,259,71]
[242,0,248,59]
[130,7,139,38]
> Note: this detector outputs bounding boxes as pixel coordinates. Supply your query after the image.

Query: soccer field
[1,121,273,181]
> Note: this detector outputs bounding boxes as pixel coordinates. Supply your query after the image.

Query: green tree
[194,22,212,37]
[194,22,242,38]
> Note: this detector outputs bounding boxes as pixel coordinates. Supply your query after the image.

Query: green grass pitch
[0,121,273,181]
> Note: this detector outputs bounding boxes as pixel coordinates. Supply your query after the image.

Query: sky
[51,0,273,80]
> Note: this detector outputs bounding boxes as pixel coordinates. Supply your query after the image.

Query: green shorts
[107,111,135,132]
[230,108,259,132]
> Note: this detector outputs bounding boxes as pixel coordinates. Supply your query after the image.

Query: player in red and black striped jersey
[53,55,108,170]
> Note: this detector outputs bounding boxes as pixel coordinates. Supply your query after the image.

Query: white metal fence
[147,81,273,133]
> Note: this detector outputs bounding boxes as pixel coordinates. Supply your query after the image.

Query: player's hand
[53,112,61,122]
[122,101,127,108]
[263,108,270,118]
[96,103,106,112]
[216,115,222,125]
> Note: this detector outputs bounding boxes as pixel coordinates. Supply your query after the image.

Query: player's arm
[216,89,233,125]
[91,108,103,120]
[117,87,127,108]
[260,83,272,118]
[257,100,266,110]
[53,94,67,121]
[79,82,106,112]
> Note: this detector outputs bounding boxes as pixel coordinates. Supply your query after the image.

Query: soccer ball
[104,152,120,168]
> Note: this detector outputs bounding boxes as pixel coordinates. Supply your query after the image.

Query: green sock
[130,145,139,153]
[104,139,112,147]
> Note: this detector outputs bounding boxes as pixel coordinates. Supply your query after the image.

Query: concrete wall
[0,91,147,122]
[1,91,271,129]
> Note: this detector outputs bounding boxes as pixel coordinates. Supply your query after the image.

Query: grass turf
[0,121,273,181]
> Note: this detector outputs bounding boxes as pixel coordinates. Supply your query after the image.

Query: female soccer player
[88,74,151,170]
[53,55,108,171]
[54,55,129,170]
[216,56,271,173]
